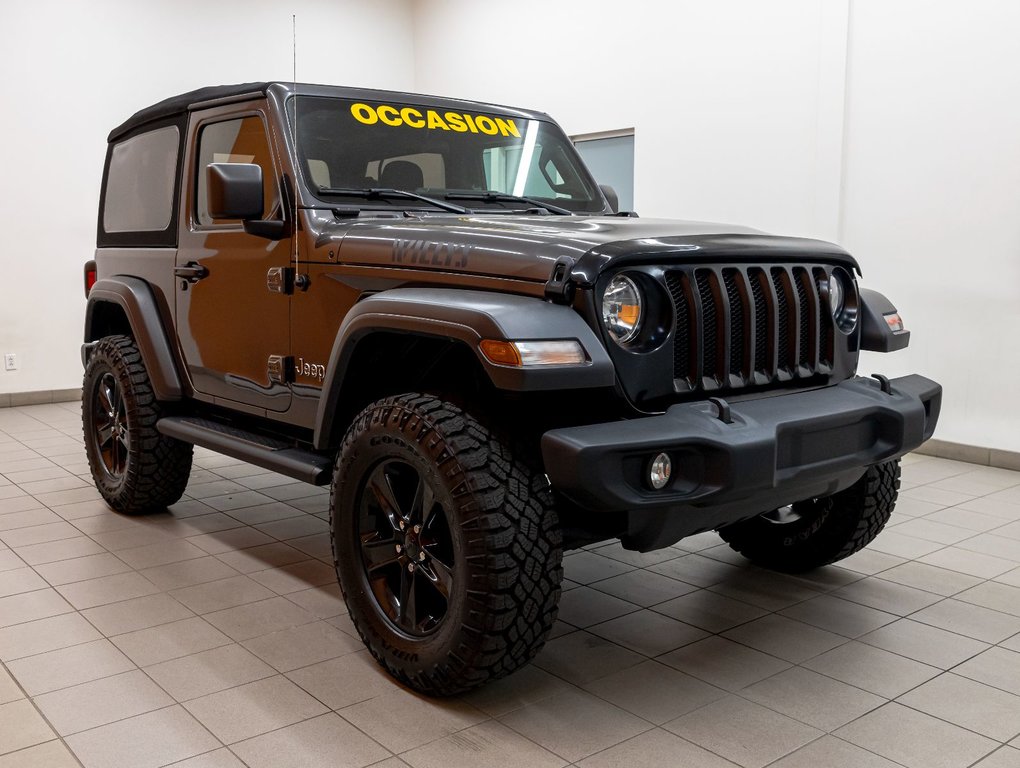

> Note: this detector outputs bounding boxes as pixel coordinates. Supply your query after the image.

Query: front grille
[664,264,835,393]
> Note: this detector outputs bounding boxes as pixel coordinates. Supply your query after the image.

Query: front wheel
[718,459,901,573]
[331,393,563,696]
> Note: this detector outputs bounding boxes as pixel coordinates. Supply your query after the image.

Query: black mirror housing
[599,184,619,214]
[207,163,264,220]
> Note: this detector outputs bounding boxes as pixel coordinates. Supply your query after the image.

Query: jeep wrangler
[83,82,941,695]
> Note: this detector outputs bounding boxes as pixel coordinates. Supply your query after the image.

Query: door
[175,106,292,412]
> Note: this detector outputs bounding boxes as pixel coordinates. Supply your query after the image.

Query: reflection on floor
[1,400,1020,767]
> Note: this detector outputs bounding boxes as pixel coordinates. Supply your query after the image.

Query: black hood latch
[544,256,576,305]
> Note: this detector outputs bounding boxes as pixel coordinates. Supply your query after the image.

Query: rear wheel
[718,459,901,573]
[331,393,563,696]
[82,335,192,514]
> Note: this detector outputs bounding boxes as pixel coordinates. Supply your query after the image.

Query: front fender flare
[860,288,910,353]
[313,288,615,449]
[84,276,184,401]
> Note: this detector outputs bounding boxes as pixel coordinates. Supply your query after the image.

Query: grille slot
[664,272,693,386]
[723,269,746,380]
[665,263,832,394]
[695,270,720,385]
[794,267,811,368]
[749,268,769,374]
[771,268,793,372]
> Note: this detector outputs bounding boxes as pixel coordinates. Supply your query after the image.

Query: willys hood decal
[323,215,859,283]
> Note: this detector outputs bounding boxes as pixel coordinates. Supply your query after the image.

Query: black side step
[157,417,333,486]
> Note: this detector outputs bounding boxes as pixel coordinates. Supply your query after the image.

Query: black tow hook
[708,397,733,424]
[871,374,893,395]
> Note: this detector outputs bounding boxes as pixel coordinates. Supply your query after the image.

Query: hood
[326,215,859,284]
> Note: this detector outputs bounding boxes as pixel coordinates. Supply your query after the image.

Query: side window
[195,116,278,225]
[103,126,179,233]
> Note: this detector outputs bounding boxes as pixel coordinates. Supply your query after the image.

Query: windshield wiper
[317,187,470,214]
[444,191,572,215]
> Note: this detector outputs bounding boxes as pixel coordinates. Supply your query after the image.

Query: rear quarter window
[102,126,180,233]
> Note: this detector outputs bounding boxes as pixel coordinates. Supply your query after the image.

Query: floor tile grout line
[895,692,1020,746]
[494,696,658,764]
[0,657,88,767]
[757,732,914,768]
[64,701,225,762]
[7,406,1020,765]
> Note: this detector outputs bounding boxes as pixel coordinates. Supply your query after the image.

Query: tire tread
[718,460,901,573]
[331,392,563,696]
[83,335,192,514]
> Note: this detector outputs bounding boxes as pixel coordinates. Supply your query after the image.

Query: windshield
[289,96,606,213]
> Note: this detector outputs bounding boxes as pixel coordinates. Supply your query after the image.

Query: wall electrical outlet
[4,354,16,371]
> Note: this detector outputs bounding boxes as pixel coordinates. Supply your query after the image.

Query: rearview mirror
[207,163,264,220]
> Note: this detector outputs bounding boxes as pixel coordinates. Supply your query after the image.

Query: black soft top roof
[108,82,270,142]
[107,82,551,143]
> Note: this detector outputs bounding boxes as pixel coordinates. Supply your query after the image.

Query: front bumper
[541,374,941,550]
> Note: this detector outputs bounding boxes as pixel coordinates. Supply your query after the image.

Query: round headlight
[602,275,643,344]
[827,273,844,319]
[827,267,858,333]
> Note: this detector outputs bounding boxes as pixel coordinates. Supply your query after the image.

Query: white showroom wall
[841,1,1020,451]
[411,0,1020,451]
[2,0,1017,452]
[0,0,414,396]
[411,0,850,241]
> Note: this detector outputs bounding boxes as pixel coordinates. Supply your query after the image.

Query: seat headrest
[379,160,424,191]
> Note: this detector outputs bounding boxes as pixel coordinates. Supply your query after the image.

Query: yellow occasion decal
[350,103,521,138]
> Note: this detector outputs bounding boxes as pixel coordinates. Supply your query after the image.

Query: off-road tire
[331,392,563,696]
[718,459,901,573]
[82,335,192,514]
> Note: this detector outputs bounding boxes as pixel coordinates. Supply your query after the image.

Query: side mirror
[599,184,619,214]
[207,163,264,220]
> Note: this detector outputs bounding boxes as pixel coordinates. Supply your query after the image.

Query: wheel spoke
[368,468,405,531]
[362,535,401,574]
[97,380,114,416]
[94,407,113,432]
[110,382,122,418]
[110,433,120,470]
[97,424,114,447]
[116,434,130,459]
[410,475,435,527]
[420,556,453,599]
[397,567,417,628]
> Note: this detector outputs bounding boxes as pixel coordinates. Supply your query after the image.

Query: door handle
[174,262,209,283]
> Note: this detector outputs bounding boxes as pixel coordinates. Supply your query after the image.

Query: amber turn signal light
[479,339,587,367]
[479,340,523,366]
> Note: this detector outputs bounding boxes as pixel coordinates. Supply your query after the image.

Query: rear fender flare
[84,276,184,401]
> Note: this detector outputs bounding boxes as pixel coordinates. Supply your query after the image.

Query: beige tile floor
[1,401,1020,767]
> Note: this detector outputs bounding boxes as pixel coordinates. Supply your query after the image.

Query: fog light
[649,453,672,490]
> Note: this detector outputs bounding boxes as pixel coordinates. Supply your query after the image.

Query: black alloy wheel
[91,372,130,480]
[358,459,455,636]
[331,393,563,696]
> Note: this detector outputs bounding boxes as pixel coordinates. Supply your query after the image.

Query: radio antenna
[291,13,299,273]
